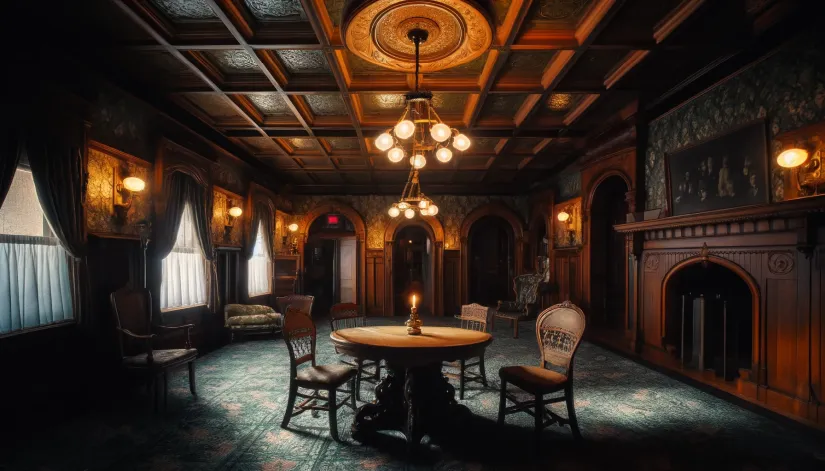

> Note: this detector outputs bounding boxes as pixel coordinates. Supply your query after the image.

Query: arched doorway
[467,216,514,306]
[393,225,434,316]
[661,257,757,382]
[460,203,524,304]
[588,174,629,331]
[384,217,444,316]
[303,213,357,317]
[300,202,366,316]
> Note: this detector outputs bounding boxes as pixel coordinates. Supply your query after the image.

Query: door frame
[384,217,444,316]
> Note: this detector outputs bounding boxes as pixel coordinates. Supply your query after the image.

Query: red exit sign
[327,214,340,225]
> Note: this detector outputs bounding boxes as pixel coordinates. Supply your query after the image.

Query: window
[0,168,73,335]
[161,203,206,310]
[247,222,271,296]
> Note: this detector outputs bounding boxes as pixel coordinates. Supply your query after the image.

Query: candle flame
[412,294,416,308]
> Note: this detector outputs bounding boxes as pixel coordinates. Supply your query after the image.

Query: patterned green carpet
[3,317,823,470]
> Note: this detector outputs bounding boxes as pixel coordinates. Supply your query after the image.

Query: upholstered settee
[224,304,282,341]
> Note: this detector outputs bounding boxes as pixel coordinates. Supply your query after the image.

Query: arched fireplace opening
[663,261,753,382]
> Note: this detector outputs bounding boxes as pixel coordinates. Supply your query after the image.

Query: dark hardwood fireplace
[663,262,753,382]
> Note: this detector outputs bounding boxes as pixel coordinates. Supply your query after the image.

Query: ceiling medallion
[342,0,493,73]
[375,29,472,219]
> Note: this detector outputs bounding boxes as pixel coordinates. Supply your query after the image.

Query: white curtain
[247,222,271,296]
[0,235,73,335]
[161,203,206,310]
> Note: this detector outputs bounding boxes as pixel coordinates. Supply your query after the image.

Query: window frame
[160,202,208,312]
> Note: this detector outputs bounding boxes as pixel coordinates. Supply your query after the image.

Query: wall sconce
[287,223,299,254]
[113,169,145,225]
[557,207,576,245]
[224,203,242,241]
[777,146,823,194]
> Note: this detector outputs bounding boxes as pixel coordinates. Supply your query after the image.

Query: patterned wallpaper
[646,38,825,210]
[274,210,288,254]
[86,145,151,236]
[291,195,530,250]
[556,171,582,202]
[212,190,244,247]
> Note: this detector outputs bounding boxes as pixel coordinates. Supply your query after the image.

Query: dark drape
[243,202,264,261]
[151,171,218,311]
[25,134,87,259]
[0,130,22,209]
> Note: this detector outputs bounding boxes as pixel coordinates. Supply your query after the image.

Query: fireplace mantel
[614,195,825,233]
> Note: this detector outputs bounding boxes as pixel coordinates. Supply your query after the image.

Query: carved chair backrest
[329,303,365,331]
[536,301,586,374]
[110,287,153,358]
[283,307,316,377]
[276,295,315,317]
[458,303,488,332]
[513,272,542,305]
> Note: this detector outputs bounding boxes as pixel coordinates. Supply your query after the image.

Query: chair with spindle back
[497,300,586,441]
[110,286,197,412]
[328,303,381,401]
[281,307,356,441]
[443,303,489,399]
[276,294,314,318]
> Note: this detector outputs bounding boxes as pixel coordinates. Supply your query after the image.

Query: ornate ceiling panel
[528,0,593,26]
[557,49,628,88]
[324,0,345,26]
[150,0,216,20]
[244,0,307,21]
[305,94,348,116]
[326,138,361,150]
[347,53,401,74]
[501,51,557,78]
[431,93,467,114]
[185,94,241,119]
[360,94,406,115]
[246,93,292,116]
[289,138,317,150]
[241,136,279,153]
[276,50,330,74]
[468,138,501,154]
[511,137,543,153]
[206,50,260,73]
[491,0,513,25]
[428,53,488,76]
[480,94,528,120]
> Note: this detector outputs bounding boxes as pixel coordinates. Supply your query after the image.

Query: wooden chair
[492,272,543,338]
[281,306,357,442]
[328,303,381,402]
[276,294,315,317]
[110,287,197,412]
[498,300,586,441]
[443,303,489,399]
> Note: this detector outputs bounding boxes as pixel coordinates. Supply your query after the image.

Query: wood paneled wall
[365,249,385,316]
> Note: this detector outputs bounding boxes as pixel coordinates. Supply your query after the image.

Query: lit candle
[412,295,416,309]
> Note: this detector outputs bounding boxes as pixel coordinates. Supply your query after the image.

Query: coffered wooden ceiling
[43,0,797,193]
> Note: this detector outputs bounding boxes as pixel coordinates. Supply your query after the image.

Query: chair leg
[350,377,357,411]
[188,361,197,397]
[497,380,507,425]
[514,320,519,339]
[566,384,582,439]
[459,359,466,400]
[328,388,340,442]
[491,315,495,330]
[479,355,488,387]
[355,359,363,402]
[281,383,297,428]
[534,394,543,443]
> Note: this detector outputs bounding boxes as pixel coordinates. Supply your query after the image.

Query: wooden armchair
[492,272,543,338]
[444,303,489,399]
[110,287,198,412]
[498,301,586,441]
[276,294,315,318]
[328,303,381,402]
[281,307,357,442]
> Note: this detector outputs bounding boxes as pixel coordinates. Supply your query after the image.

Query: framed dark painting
[665,120,770,217]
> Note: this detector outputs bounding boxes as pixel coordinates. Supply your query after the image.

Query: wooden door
[338,237,357,304]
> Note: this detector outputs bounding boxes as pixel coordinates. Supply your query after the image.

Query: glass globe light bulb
[452,133,471,151]
[227,206,243,218]
[410,154,427,169]
[122,177,146,192]
[404,208,415,219]
[388,206,400,218]
[430,123,451,143]
[388,147,405,163]
[375,132,393,151]
[395,120,415,140]
[776,148,808,168]
[557,211,570,222]
[398,202,410,210]
[419,200,429,209]
[436,147,452,163]
[429,205,439,216]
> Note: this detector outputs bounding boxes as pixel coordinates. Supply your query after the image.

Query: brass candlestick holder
[406,306,422,335]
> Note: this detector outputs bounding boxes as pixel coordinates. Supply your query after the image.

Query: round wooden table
[330,326,492,449]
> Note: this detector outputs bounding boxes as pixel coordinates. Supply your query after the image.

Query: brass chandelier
[375,28,472,219]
